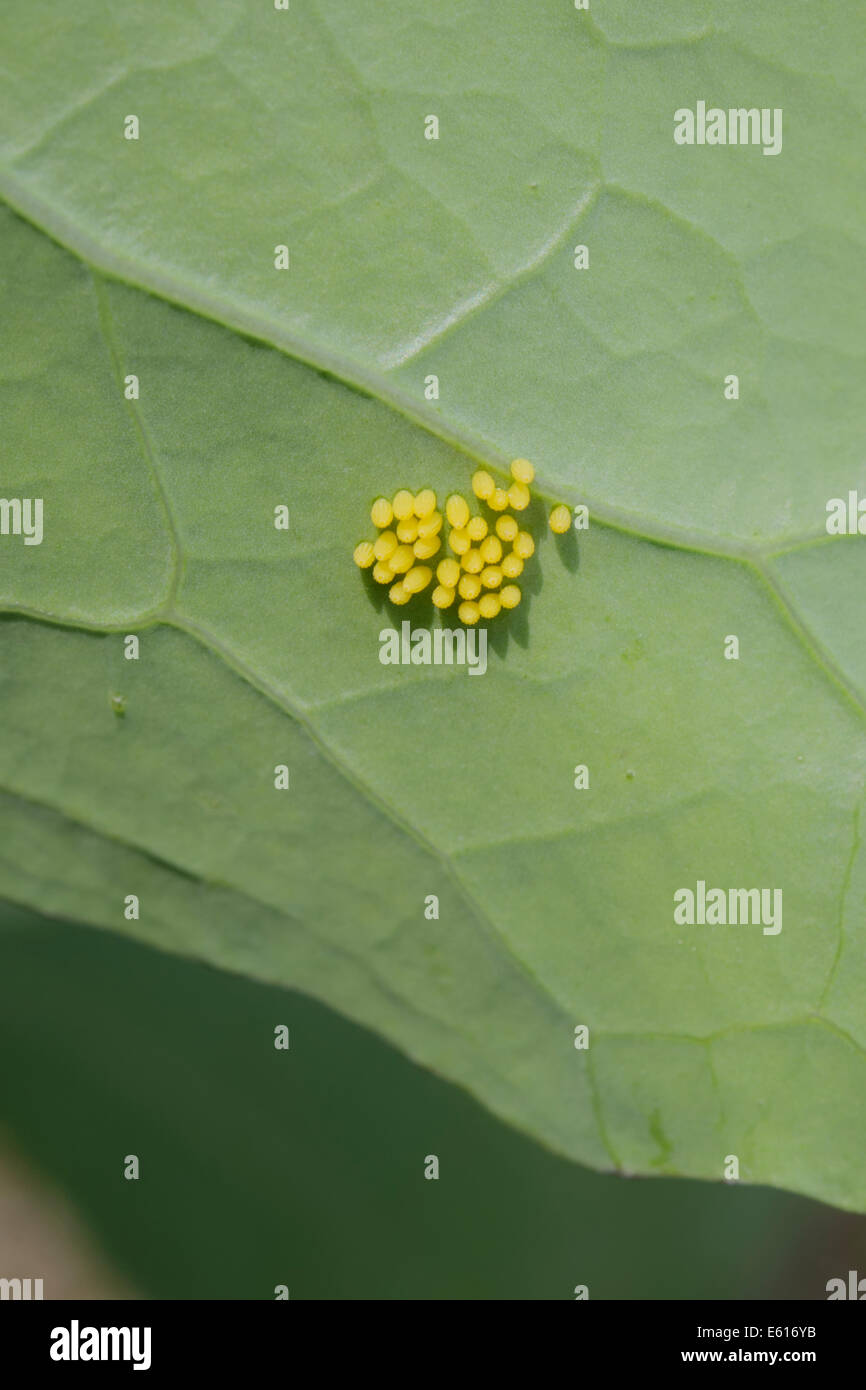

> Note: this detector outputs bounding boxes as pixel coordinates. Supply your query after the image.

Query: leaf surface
[1,1,865,1208]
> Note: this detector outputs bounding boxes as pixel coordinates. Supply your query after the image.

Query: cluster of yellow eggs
[353,459,571,625]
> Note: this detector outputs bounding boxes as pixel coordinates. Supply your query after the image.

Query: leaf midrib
[0,170,840,561]
[3,181,865,841]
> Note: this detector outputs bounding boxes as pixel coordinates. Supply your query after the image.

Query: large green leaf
[1,0,865,1210]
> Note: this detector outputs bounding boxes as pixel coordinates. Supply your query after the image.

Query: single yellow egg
[495,514,518,543]
[458,572,481,601]
[432,584,456,609]
[466,515,488,542]
[462,548,483,574]
[414,488,437,518]
[417,511,443,538]
[389,544,415,574]
[458,600,481,625]
[389,580,411,605]
[478,592,501,620]
[488,487,509,512]
[513,530,535,559]
[437,557,461,588]
[446,494,470,529]
[404,565,433,594]
[510,458,535,485]
[549,504,572,534]
[501,551,524,579]
[449,527,471,556]
[372,561,394,585]
[371,497,393,529]
[508,481,530,511]
[479,534,502,564]
[481,565,503,589]
[413,536,441,560]
[500,584,522,609]
[353,541,375,569]
[472,470,495,500]
[373,530,398,561]
[392,489,415,520]
[396,516,420,543]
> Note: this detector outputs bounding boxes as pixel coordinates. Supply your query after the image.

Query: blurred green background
[0,897,862,1299]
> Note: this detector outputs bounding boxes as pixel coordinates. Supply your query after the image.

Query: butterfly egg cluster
[354,487,446,607]
[354,461,540,625]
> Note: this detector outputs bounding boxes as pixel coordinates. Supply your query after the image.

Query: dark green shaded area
[0,902,861,1300]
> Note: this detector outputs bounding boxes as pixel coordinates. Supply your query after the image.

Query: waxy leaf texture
[1,1,865,1209]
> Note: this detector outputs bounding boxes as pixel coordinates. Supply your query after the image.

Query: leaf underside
[1,1,865,1210]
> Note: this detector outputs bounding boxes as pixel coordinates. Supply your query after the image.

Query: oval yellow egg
[389,544,415,574]
[501,551,524,579]
[404,565,432,594]
[371,497,393,529]
[513,530,535,559]
[437,557,461,588]
[472,470,495,500]
[508,481,530,511]
[499,584,522,609]
[446,494,470,529]
[373,530,398,561]
[417,511,443,538]
[432,584,456,609]
[458,573,481,601]
[510,458,535,485]
[479,535,502,564]
[392,489,415,520]
[414,488,437,518]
